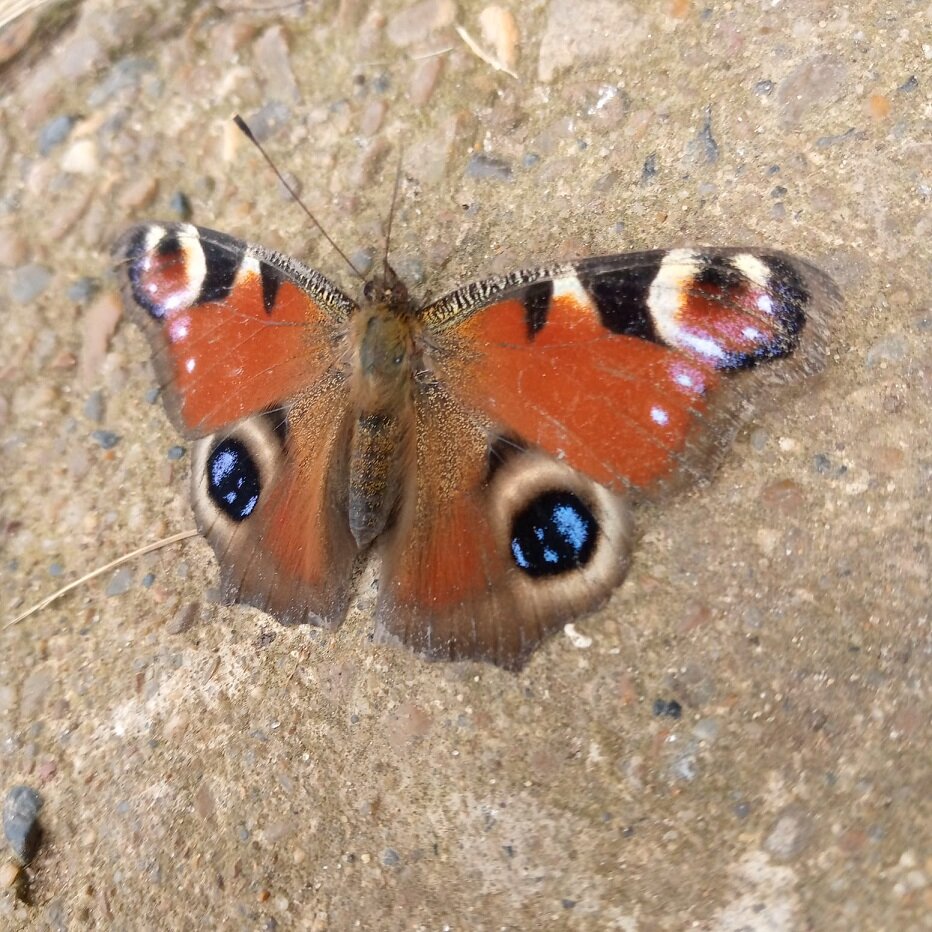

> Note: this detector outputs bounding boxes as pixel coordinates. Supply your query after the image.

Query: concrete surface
[0,0,929,928]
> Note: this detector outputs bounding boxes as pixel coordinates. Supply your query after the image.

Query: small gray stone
[91,429,120,449]
[169,191,192,221]
[641,153,658,185]
[349,247,375,277]
[778,54,848,127]
[391,257,425,285]
[684,106,719,166]
[166,602,199,635]
[381,847,401,866]
[539,0,648,83]
[106,566,134,597]
[386,0,456,47]
[866,333,907,368]
[815,127,861,148]
[38,115,76,155]
[84,390,105,423]
[763,805,813,861]
[754,79,775,95]
[10,264,53,303]
[3,786,42,865]
[243,101,291,142]
[166,445,185,461]
[466,153,513,181]
[68,276,99,303]
[254,25,300,104]
[87,57,155,108]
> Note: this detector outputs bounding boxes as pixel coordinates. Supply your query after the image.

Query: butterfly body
[116,223,837,669]
[346,292,419,549]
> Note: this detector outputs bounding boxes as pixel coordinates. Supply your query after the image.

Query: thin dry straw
[5,529,199,629]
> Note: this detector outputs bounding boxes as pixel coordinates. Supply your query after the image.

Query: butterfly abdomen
[347,302,419,548]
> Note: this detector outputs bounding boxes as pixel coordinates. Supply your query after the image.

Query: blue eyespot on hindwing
[510,490,598,577]
[206,437,261,521]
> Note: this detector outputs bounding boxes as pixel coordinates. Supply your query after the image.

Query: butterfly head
[362,263,410,311]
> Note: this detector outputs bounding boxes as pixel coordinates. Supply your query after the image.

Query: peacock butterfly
[114,216,838,669]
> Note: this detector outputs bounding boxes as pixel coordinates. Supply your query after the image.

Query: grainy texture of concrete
[1,0,929,928]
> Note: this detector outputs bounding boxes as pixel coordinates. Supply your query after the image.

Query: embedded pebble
[531,117,573,155]
[865,333,907,368]
[241,100,290,143]
[61,138,100,175]
[119,175,159,211]
[169,191,192,220]
[778,54,848,126]
[759,479,804,515]
[391,256,425,285]
[478,5,519,70]
[10,263,53,303]
[0,228,28,268]
[586,84,629,130]
[539,0,648,83]
[19,670,53,719]
[87,56,155,108]
[254,25,300,103]
[408,56,444,107]
[381,847,401,866]
[194,782,215,820]
[684,106,719,166]
[763,805,813,861]
[38,114,76,156]
[692,718,719,743]
[91,429,121,449]
[0,10,38,66]
[593,170,621,193]
[641,153,659,185]
[754,79,775,96]
[3,786,42,865]
[359,99,387,137]
[349,247,376,277]
[386,0,456,47]
[653,699,682,719]
[79,290,123,384]
[167,445,185,461]
[167,602,199,635]
[83,389,105,423]
[0,859,21,890]
[466,152,513,181]
[668,741,699,782]
[67,276,99,303]
[106,566,135,597]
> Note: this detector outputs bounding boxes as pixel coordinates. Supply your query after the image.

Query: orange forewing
[441,294,718,492]
[156,275,335,436]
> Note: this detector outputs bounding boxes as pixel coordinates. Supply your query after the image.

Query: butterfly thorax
[346,292,419,549]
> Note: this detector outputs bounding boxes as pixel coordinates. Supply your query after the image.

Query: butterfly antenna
[233,114,365,282]
[383,144,405,281]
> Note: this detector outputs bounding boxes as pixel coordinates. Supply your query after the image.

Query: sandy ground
[1,0,929,928]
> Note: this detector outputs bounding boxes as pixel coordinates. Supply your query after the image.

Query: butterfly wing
[374,382,632,669]
[375,249,838,668]
[422,248,837,494]
[116,223,359,626]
